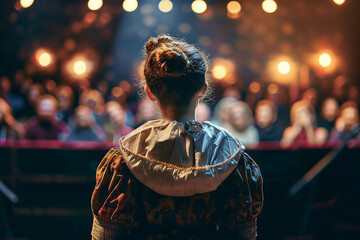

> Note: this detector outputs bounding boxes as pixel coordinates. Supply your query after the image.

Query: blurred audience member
[329,101,359,141]
[0,98,24,140]
[302,88,318,109]
[332,75,349,105]
[63,106,105,142]
[103,101,133,143]
[212,97,238,127]
[318,98,339,134]
[281,100,327,147]
[56,86,74,124]
[195,102,211,123]
[135,98,160,128]
[79,89,105,125]
[0,76,26,118]
[255,100,282,142]
[25,95,69,140]
[224,101,259,147]
[23,83,44,119]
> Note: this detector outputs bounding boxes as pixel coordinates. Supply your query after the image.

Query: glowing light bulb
[191,0,207,14]
[267,83,279,94]
[278,61,290,74]
[333,0,345,5]
[88,0,103,11]
[73,60,87,75]
[123,0,138,12]
[39,52,51,67]
[20,0,34,8]
[319,53,332,68]
[213,65,227,79]
[158,0,173,13]
[227,1,241,14]
[262,0,277,14]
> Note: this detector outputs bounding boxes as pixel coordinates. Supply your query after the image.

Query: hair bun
[145,36,174,55]
[159,48,190,75]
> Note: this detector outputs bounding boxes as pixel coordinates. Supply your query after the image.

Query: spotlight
[319,53,332,68]
[212,65,227,79]
[20,0,34,8]
[88,0,103,11]
[191,0,207,14]
[123,0,138,12]
[34,48,53,68]
[73,60,87,76]
[158,0,173,13]
[227,1,241,15]
[333,0,345,5]
[278,61,290,74]
[65,55,93,78]
[262,0,277,14]
[267,83,279,94]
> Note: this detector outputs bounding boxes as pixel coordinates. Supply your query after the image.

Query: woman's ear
[198,84,207,99]
[145,85,157,102]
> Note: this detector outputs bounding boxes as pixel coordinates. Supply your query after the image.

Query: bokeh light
[191,0,207,14]
[333,0,345,5]
[123,0,138,12]
[20,0,34,8]
[249,82,261,93]
[262,0,277,14]
[34,49,53,68]
[212,65,227,79]
[73,60,87,76]
[227,1,241,15]
[158,0,173,13]
[87,0,103,11]
[267,83,279,94]
[278,61,290,74]
[319,53,332,68]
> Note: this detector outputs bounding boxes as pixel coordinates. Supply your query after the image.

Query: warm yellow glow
[319,53,332,68]
[191,0,207,14]
[20,0,34,8]
[262,0,277,14]
[333,0,345,5]
[88,0,103,11]
[158,0,173,13]
[227,1,241,14]
[267,83,279,94]
[249,82,261,93]
[213,65,227,79]
[39,52,52,67]
[73,60,87,75]
[123,0,138,12]
[278,61,290,74]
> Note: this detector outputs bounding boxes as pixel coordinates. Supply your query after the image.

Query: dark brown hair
[143,35,211,106]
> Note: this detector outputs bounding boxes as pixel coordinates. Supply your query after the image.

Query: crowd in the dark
[0,70,359,148]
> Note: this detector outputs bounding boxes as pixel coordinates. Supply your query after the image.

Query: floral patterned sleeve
[215,152,264,240]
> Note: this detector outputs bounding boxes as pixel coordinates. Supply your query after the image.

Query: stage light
[227,1,241,15]
[73,60,87,76]
[191,0,207,14]
[319,53,332,68]
[34,49,53,68]
[249,82,261,93]
[278,61,290,74]
[88,0,103,11]
[213,65,227,79]
[262,0,277,14]
[123,0,138,12]
[333,0,345,5]
[20,0,34,8]
[158,0,173,13]
[267,83,279,94]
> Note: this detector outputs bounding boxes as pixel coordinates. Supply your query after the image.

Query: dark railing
[1,140,359,240]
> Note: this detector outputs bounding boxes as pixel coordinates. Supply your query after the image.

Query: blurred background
[0,0,360,239]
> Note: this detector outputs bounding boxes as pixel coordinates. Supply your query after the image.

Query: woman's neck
[159,98,198,123]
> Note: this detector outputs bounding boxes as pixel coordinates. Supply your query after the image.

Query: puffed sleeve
[216,152,264,240]
[91,148,139,240]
